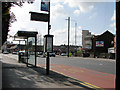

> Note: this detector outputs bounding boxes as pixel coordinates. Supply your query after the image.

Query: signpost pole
[30,0,51,75]
[46,0,50,75]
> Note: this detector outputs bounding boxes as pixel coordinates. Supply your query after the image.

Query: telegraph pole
[75,22,77,46]
[67,17,70,57]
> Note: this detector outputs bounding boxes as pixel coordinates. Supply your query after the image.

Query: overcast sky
[8,0,116,46]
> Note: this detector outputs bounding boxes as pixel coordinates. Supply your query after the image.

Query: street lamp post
[66,17,70,57]
[75,22,77,46]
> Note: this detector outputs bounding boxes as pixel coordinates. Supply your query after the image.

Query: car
[49,52,56,57]
[3,51,9,54]
[83,52,90,57]
[36,52,43,57]
[19,50,29,56]
[61,53,67,56]
[37,52,43,55]
[56,52,60,55]
[12,52,18,55]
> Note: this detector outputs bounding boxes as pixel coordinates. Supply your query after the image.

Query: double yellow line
[38,65,104,90]
[50,69,104,90]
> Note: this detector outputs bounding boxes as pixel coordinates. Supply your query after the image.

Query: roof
[10,45,18,49]
[15,31,38,37]
[95,30,115,38]
[14,31,38,40]
[100,30,115,36]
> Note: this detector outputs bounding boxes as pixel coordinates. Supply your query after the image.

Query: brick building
[92,30,115,57]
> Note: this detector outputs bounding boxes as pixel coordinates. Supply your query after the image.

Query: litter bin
[18,52,25,63]
[18,52,21,63]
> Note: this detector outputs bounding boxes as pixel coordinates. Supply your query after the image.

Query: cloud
[110,10,116,30]
[111,10,116,21]
[51,25,82,45]
[64,0,115,3]
[51,0,64,4]
[51,4,68,19]
[64,0,94,14]
[110,22,116,28]
[51,28,67,45]
[78,26,82,30]
[74,10,81,14]
[89,12,97,19]
[67,26,82,45]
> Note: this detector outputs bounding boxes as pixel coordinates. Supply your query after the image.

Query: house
[92,30,115,58]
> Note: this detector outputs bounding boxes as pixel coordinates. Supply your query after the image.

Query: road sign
[29,12,48,22]
[41,0,49,12]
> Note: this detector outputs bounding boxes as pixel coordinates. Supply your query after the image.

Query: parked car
[56,52,60,55]
[83,52,90,57]
[12,52,18,55]
[19,50,29,56]
[37,52,43,55]
[3,51,9,54]
[36,52,43,57]
[61,53,67,56]
[49,52,56,57]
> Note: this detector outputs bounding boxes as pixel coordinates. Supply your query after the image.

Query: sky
[8,0,116,46]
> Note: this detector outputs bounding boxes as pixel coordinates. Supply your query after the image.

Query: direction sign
[29,12,48,22]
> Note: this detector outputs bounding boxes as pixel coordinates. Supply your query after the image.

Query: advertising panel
[96,41,104,47]
[46,37,52,52]
[44,35,53,52]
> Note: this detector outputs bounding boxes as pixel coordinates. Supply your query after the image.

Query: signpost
[30,0,52,75]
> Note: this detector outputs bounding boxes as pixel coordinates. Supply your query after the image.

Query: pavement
[1,54,115,90]
[1,54,89,89]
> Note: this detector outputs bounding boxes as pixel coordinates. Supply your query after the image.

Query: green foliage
[69,52,72,57]
[77,50,82,54]
[2,1,35,45]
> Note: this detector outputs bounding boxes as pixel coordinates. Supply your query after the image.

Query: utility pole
[67,17,70,57]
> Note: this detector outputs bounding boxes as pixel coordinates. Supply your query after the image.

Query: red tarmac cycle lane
[38,64,115,89]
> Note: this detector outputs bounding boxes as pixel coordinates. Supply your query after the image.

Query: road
[36,55,116,88]
[2,54,116,89]
[37,56,116,74]
[2,54,116,74]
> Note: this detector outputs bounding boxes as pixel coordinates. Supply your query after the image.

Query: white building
[82,30,93,49]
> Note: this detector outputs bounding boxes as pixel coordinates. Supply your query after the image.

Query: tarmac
[1,54,91,90]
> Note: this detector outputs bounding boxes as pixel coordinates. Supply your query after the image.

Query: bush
[76,50,82,57]
[69,52,72,57]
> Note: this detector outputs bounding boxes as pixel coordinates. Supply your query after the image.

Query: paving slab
[1,54,88,89]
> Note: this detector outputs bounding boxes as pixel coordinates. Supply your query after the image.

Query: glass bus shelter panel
[27,37,35,66]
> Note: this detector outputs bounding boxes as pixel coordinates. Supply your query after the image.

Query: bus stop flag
[41,0,49,12]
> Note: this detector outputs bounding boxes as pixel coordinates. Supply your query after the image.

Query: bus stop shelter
[14,31,38,67]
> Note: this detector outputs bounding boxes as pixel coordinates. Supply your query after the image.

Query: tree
[2,0,35,45]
